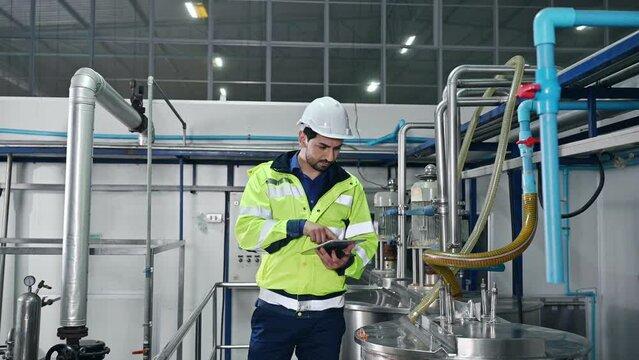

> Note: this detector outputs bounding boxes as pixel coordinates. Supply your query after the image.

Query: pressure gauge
[24,275,36,288]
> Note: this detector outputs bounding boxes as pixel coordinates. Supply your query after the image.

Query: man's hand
[303,221,337,244]
[315,243,355,270]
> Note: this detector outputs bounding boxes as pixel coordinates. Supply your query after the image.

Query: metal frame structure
[0,0,626,103]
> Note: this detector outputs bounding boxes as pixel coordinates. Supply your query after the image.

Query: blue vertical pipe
[534,8,574,284]
[533,7,639,284]
[516,100,537,195]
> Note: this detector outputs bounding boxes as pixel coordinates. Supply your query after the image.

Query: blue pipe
[562,168,597,360]
[533,7,639,283]
[405,206,436,217]
[0,127,430,144]
[558,101,639,111]
[367,119,406,146]
[516,100,537,195]
[467,264,506,272]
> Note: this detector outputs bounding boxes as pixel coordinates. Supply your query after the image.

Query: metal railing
[154,282,258,360]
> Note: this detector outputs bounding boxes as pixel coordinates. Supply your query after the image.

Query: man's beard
[306,153,333,172]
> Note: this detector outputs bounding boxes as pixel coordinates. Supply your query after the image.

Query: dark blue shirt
[286,151,328,237]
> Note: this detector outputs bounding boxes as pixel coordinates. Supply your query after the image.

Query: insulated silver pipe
[143,76,155,360]
[61,68,146,328]
[446,65,524,251]
[397,123,434,279]
[0,154,13,327]
[435,101,449,252]
[435,96,505,252]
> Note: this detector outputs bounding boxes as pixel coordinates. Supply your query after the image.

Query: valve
[516,83,541,99]
[516,137,541,148]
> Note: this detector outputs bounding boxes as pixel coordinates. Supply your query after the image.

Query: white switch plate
[205,213,223,223]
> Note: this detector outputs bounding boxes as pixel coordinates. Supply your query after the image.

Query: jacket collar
[271,151,351,187]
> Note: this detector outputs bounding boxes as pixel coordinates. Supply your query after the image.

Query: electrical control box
[228,192,261,282]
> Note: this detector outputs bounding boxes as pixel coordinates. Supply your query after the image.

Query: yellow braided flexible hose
[407,194,537,322]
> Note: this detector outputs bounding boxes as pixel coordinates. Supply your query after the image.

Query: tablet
[301,239,365,255]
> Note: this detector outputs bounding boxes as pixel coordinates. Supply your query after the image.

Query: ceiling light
[400,48,408,54]
[576,25,589,31]
[366,81,380,93]
[213,57,223,68]
[185,2,208,19]
[405,35,416,46]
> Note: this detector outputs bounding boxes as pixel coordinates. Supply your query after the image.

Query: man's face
[299,131,343,172]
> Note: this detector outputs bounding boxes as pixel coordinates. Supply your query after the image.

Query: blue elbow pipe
[367,119,406,146]
[532,7,639,284]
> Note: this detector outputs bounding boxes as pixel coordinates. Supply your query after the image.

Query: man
[235,96,379,360]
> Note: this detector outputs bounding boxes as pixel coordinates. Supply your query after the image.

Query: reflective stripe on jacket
[235,151,378,297]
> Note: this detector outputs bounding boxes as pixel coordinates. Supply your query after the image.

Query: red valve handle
[517,83,541,99]
[516,137,540,148]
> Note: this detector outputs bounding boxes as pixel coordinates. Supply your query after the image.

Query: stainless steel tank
[13,276,42,360]
[355,316,590,360]
[341,288,409,360]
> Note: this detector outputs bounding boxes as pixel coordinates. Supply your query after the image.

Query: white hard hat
[297,96,354,139]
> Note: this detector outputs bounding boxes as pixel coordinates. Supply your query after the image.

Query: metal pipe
[457,88,511,98]
[446,65,523,252]
[490,282,497,322]
[177,157,185,360]
[153,81,188,146]
[195,314,202,360]
[397,123,435,279]
[435,101,449,253]
[155,282,257,360]
[445,285,453,324]
[439,286,446,322]
[212,288,217,360]
[411,249,417,284]
[143,75,154,360]
[418,248,424,286]
[480,278,488,318]
[61,68,146,328]
[457,79,515,88]
[0,154,13,327]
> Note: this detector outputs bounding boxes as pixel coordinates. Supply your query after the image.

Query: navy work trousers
[247,300,346,360]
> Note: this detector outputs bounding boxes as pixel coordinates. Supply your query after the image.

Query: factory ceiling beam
[0,7,29,32]
[57,0,90,29]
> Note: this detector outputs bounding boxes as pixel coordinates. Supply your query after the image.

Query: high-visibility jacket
[235,151,378,302]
